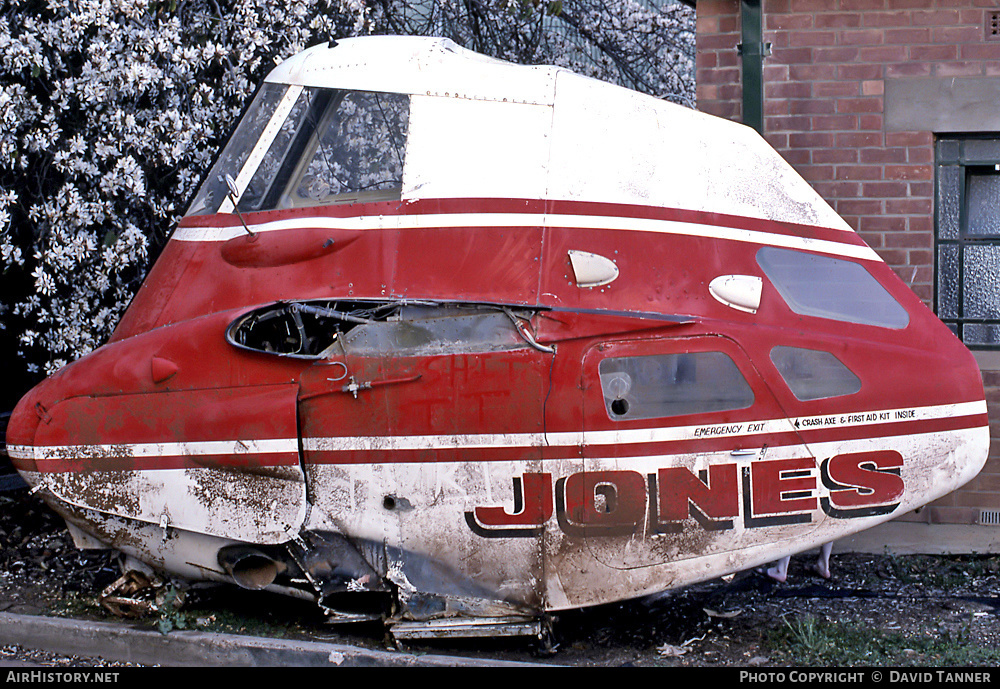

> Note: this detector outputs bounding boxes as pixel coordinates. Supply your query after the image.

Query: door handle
[731,445,767,459]
[341,374,423,399]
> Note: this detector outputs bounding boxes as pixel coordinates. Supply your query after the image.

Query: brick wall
[695,0,744,122]
[695,0,1000,527]
[696,0,1000,306]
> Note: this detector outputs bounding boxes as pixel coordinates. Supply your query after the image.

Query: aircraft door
[298,353,393,540]
[296,306,553,614]
[576,335,823,572]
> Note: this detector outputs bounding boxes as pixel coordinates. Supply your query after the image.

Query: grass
[877,553,1000,591]
[49,579,319,640]
[766,613,1000,667]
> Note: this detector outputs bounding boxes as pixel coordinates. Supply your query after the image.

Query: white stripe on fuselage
[172,212,882,262]
[8,401,986,463]
[7,438,299,462]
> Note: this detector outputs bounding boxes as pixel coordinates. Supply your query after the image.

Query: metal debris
[99,570,161,618]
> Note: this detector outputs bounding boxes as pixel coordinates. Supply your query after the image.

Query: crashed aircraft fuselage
[5,37,990,636]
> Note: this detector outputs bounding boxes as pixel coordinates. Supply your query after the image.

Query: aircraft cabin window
[769,346,861,401]
[227,300,529,359]
[756,247,910,330]
[598,352,754,421]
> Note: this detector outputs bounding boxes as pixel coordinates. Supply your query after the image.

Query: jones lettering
[468,451,904,538]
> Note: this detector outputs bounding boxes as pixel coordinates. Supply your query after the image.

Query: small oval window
[756,247,909,329]
[770,346,862,401]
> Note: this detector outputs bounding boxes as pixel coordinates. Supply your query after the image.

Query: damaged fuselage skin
[6,37,990,635]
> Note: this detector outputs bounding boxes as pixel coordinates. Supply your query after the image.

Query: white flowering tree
[368,0,695,106]
[0,0,693,400]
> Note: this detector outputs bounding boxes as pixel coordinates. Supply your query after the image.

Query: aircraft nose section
[873,329,990,510]
[757,293,991,521]
[4,361,80,481]
[5,384,46,481]
[929,337,990,491]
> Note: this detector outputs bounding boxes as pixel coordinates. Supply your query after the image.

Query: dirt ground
[2,487,1000,667]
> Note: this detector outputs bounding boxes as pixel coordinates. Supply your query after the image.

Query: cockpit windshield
[187,85,409,216]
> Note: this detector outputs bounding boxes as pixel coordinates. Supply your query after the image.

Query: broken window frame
[226,299,540,360]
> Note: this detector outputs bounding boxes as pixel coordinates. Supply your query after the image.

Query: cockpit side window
[187,86,409,216]
[240,88,409,211]
[598,352,755,421]
[756,247,910,329]
[187,83,290,216]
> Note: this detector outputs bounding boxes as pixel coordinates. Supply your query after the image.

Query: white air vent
[978,509,1000,526]
[568,250,619,288]
[709,275,763,314]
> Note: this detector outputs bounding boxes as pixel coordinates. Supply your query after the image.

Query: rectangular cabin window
[598,352,754,421]
[936,136,1000,348]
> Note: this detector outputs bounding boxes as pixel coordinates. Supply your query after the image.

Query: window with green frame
[935,136,1000,348]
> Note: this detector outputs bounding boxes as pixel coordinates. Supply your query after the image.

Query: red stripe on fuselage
[177,197,869,254]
